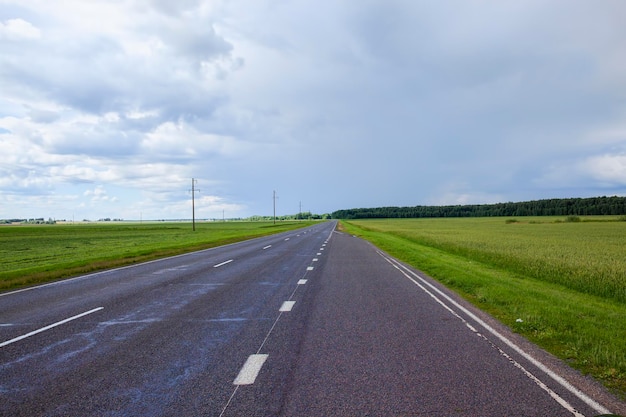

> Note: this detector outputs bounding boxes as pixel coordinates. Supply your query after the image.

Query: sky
[1,0,626,220]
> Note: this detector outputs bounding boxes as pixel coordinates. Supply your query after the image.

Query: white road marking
[152,265,190,275]
[313,258,318,262]
[213,259,233,268]
[298,279,307,285]
[233,354,269,385]
[263,245,272,250]
[285,238,290,241]
[279,301,296,312]
[307,266,314,271]
[317,253,322,256]
[379,252,610,416]
[0,307,104,348]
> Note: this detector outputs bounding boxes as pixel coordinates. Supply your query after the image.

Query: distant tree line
[331,196,626,219]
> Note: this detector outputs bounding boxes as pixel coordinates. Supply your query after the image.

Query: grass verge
[340,219,626,399]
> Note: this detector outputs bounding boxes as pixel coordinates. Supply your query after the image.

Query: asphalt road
[1,221,623,416]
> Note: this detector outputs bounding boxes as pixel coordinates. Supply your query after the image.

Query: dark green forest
[331,196,626,219]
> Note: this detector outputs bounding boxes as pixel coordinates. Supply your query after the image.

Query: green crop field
[341,217,626,398]
[0,221,314,291]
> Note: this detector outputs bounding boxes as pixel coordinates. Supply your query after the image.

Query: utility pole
[273,190,276,224]
[191,178,199,231]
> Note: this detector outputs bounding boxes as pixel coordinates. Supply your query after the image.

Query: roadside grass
[0,221,314,291]
[340,218,626,399]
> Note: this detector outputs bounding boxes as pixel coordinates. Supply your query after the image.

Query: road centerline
[279,301,296,312]
[233,354,269,385]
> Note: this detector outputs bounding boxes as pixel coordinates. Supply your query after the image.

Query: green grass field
[340,217,626,398]
[0,221,314,291]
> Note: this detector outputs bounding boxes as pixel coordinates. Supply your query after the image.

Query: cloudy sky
[1,1,626,220]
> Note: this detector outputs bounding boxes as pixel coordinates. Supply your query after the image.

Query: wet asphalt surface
[1,221,623,416]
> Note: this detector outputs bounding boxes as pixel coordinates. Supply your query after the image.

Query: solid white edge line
[0,307,104,348]
[379,252,610,416]
[213,259,233,268]
[279,301,296,312]
[233,354,269,385]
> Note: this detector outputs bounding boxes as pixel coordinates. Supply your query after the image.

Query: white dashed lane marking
[222,224,337,416]
[233,354,269,385]
[0,307,104,348]
[214,259,234,268]
[279,301,296,312]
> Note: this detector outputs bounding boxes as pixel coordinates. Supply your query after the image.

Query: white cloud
[582,154,626,185]
[84,185,117,202]
[0,18,41,40]
[139,121,250,161]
